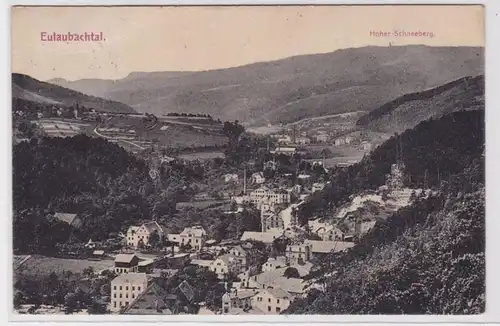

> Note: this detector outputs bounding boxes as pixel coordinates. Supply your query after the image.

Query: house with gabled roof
[126,221,167,249]
[54,212,82,229]
[251,287,292,314]
[228,245,248,266]
[167,225,207,251]
[121,282,178,315]
[114,254,140,274]
[210,254,245,279]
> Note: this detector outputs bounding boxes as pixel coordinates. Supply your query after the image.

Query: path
[93,123,146,150]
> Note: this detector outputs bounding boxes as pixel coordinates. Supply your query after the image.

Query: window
[125,301,129,306]
[126,293,129,298]
[277,299,280,303]
[114,302,117,308]
[268,306,271,312]
[132,286,135,291]
[268,298,271,303]
[138,286,141,291]
[114,293,116,298]
[132,293,135,299]
[120,294,123,298]
[120,286,122,290]
[276,307,281,313]
[114,286,117,290]
[126,286,129,291]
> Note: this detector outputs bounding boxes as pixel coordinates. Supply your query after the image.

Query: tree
[87,300,108,314]
[63,292,78,314]
[13,292,25,309]
[82,267,95,279]
[284,267,301,279]
[99,283,111,297]
[149,230,160,248]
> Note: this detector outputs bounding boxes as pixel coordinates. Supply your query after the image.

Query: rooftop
[54,212,78,225]
[111,272,148,285]
[121,282,177,315]
[304,240,356,253]
[114,253,138,264]
[266,287,292,299]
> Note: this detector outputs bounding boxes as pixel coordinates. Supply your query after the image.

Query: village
[14,121,430,315]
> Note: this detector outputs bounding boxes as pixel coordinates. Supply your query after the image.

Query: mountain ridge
[12,73,136,113]
[47,45,484,126]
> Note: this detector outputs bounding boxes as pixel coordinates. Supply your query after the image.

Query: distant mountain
[12,73,135,113]
[49,45,484,126]
[356,75,484,134]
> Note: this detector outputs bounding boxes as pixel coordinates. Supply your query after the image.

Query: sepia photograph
[11,5,485,316]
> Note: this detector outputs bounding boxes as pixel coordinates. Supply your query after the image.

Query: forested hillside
[356,75,484,134]
[299,110,484,220]
[12,74,135,113]
[13,136,197,253]
[287,155,484,314]
[13,135,261,254]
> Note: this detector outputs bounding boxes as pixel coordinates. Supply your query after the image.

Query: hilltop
[12,73,136,114]
[49,45,484,126]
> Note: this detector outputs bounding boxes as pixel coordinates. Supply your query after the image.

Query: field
[35,118,94,138]
[15,255,114,277]
[178,150,225,161]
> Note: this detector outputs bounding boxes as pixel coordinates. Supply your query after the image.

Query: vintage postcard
[11,5,485,317]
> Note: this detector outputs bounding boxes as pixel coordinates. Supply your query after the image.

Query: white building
[251,288,292,314]
[114,254,140,274]
[277,135,292,144]
[261,204,284,232]
[314,133,329,143]
[262,256,289,272]
[285,243,312,264]
[110,273,148,312]
[251,172,266,185]
[271,147,297,155]
[295,136,311,145]
[167,225,207,251]
[315,226,345,241]
[210,254,244,279]
[250,186,291,208]
[223,173,239,183]
[222,288,261,314]
[126,221,166,248]
[311,182,326,193]
[228,246,248,266]
[297,174,312,181]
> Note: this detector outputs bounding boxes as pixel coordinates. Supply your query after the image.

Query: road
[93,125,146,150]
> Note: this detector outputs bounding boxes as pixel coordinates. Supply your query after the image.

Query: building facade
[285,243,311,264]
[110,273,148,312]
[114,254,140,274]
[250,186,291,209]
[251,288,291,314]
[126,221,166,249]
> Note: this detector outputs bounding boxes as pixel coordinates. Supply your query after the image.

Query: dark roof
[115,254,139,264]
[143,221,165,234]
[54,212,78,225]
[121,283,178,315]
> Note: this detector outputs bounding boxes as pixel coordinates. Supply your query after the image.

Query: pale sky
[11,5,484,81]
